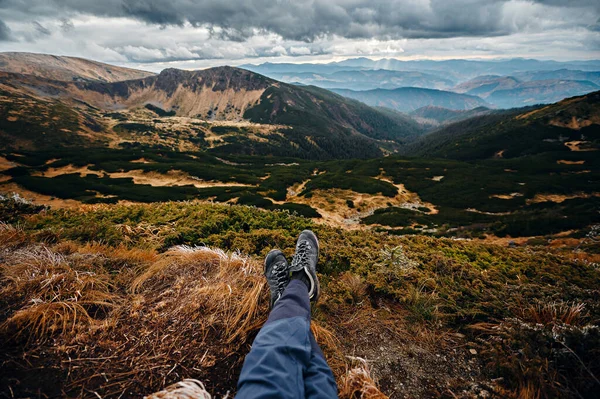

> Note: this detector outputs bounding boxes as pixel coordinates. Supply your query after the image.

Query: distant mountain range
[409,106,493,129]
[331,87,489,112]
[243,57,600,82]
[247,69,456,90]
[243,58,600,109]
[514,69,600,85]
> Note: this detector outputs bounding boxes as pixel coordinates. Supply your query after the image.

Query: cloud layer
[0,0,598,69]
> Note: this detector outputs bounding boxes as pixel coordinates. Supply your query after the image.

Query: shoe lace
[291,241,310,269]
[272,261,289,292]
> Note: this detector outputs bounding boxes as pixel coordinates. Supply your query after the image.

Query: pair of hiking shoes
[264,230,321,308]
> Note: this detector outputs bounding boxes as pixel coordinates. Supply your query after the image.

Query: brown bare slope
[75,67,273,120]
[0,52,154,82]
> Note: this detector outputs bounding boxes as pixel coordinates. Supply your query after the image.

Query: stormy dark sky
[0,0,598,70]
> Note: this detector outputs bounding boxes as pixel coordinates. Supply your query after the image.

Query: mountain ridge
[0,52,154,82]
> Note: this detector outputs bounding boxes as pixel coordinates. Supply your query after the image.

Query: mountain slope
[0,52,154,82]
[332,87,489,112]
[75,67,272,120]
[244,84,424,141]
[405,91,600,160]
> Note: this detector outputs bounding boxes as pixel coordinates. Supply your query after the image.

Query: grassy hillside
[406,91,600,160]
[1,197,598,398]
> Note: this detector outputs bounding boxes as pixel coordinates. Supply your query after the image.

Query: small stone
[469,349,478,355]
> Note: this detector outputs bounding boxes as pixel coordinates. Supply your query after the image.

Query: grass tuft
[339,357,389,399]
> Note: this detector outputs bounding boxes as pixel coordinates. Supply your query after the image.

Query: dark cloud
[0,0,597,42]
[60,18,74,32]
[533,0,599,8]
[0,0,597,64]
[33,21,51,35]
[0,18,11,41]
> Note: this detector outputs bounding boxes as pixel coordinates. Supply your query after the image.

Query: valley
[1,52,599,399]
[1,56,598,243]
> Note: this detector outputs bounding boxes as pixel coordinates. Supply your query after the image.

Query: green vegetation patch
[144,104,176,117]
[302,173,398,197]
[113,122,158,134]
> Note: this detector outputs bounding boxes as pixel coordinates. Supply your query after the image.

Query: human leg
[235,280,312,399]
[303,331,338,399]
[235,231,337,399]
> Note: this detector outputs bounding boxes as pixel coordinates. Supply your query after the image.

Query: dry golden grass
[522,301,587,326]
[0,234,397,397]
[339,272,368,303]
[0,222,28,247]
[0,244,121,344]
[494,382,543,399]
[2,301,94,344]
[64,245,272,396]
[339,358,389,399]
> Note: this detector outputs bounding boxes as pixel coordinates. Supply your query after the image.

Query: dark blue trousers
[236,280,338,399]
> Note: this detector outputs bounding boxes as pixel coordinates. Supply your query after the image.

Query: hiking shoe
[264,249,290,308]
[289,230,320,302]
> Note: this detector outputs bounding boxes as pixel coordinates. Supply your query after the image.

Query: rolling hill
[452,75,521,97]
[515,69,600,86]
[331,87,489,112]
[0,52,154,82]
[486,79,599,108]
[453,75,599,108]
